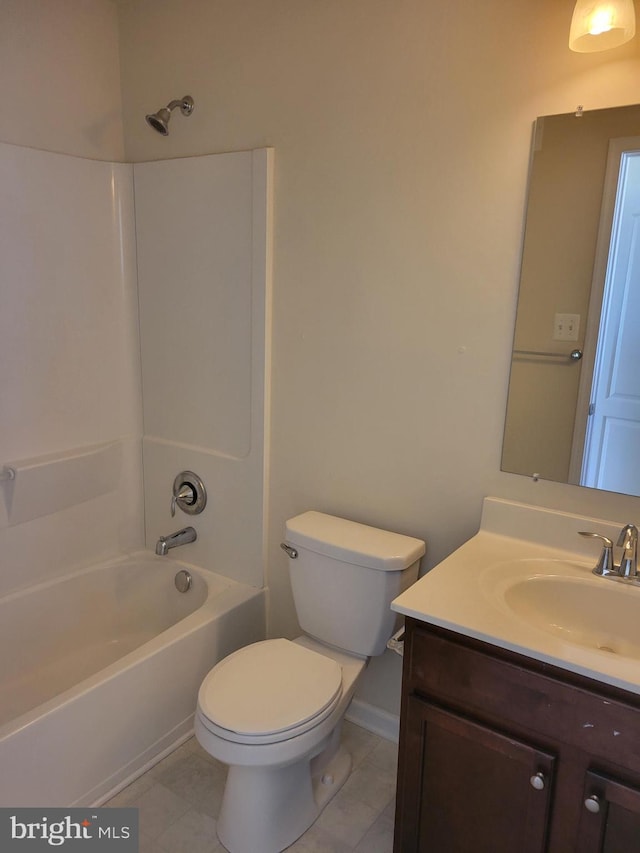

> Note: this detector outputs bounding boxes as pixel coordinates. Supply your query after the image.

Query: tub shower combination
[0,554,265,807]
[0,135,273,807]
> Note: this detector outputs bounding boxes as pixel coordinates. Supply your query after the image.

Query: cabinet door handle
[584,795,601,814]
[530,772,546,791]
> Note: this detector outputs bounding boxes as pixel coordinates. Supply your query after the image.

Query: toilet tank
[284,511,425,657]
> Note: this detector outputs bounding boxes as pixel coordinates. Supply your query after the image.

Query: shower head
[145,95,194,136]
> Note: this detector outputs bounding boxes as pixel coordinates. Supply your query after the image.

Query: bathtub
[0,552,266,807]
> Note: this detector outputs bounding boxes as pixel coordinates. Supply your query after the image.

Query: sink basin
[391,498,640,695]
[504,575,640,660]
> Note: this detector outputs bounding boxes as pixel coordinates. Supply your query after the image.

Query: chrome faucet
[155,526,197,556]
[617,523,638,578]
[579,523,638,581]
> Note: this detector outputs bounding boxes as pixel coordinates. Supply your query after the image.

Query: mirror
[502,103,640,498]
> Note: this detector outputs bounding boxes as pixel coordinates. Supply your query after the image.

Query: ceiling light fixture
[569,0,636,52]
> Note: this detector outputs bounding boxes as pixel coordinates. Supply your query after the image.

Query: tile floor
[106,721,397,853]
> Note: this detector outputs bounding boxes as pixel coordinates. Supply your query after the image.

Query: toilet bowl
[196,637,367,852]
[195,511,425,853]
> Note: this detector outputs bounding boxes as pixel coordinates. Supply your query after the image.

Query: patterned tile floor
[106,721,397,852]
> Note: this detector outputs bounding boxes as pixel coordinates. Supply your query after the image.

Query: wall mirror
[502,103,640,498]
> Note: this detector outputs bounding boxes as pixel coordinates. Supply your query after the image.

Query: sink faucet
[579,524,638,580]
[617,523,638,578]
[155,526,197,556]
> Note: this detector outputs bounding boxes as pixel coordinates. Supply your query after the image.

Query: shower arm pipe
[0,466,16,482]
[166,98,193,114]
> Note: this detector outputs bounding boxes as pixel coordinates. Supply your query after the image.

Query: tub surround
[2,440,122,529]
[0,140,274,809]
[0,143,143,597]
[135,148,273,588]
[0,142,273,599]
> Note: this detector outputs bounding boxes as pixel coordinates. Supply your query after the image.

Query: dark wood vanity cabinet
[394,619,640,853]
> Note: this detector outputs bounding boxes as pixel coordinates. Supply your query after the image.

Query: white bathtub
[0,552,265,807]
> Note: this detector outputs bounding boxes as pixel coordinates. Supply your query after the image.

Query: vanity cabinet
[394,619,640,852]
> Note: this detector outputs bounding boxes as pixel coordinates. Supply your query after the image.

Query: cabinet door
[576,770,640,852]
[395,697,555,853]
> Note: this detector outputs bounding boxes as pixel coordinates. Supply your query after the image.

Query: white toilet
[195,510,425,853]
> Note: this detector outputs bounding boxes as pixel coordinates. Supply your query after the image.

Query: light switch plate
[553,313,580,341]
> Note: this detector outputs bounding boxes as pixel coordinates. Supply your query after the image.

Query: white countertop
[391,498,640,697]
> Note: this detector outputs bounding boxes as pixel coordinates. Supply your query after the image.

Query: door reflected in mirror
[502,103,640,498]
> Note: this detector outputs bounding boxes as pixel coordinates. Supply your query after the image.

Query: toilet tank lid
[285,511,425,571]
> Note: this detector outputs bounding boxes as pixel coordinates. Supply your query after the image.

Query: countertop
[391,498,640,696]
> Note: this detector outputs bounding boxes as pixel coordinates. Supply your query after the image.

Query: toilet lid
[198,639,343,737]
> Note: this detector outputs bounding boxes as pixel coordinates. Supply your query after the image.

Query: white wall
[117,0,640,716]
[0,0,124,161]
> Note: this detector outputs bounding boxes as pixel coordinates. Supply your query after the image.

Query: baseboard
[345,698,399,743]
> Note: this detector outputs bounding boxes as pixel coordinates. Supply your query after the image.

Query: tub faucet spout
[156,526,197,556]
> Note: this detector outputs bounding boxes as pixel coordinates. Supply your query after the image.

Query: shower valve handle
[171,484,196,517]
[170,471,207,517]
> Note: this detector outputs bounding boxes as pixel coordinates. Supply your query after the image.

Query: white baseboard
[345,698,399,743]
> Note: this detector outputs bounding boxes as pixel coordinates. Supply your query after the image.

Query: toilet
[195,510,425,853]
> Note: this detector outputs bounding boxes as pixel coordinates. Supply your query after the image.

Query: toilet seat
[197,638,344,745]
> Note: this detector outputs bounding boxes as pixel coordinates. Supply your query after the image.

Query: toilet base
[216,733,352,853]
